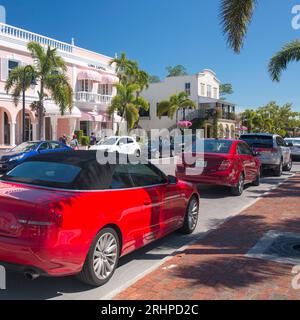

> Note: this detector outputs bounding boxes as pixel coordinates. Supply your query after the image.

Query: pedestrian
[70,134,79,150]
[59,134,67,145]
[90,132,97,146]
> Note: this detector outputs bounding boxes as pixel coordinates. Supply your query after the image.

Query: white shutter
[1,58,8,81]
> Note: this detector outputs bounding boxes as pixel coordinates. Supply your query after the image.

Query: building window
[185,83,191,96]
[139,108,150,118]
[80,79,89,92]
[200,83,205,96]
[80,121,90,136]
[207,85,212,98]
[8,60,19,75]
[213,87,218,99]
[98,84,110,95]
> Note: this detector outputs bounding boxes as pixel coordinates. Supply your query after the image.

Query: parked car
[176,139,261,196]
[89,136,141,156]
[0,151,199,286]
[240,134,292,176]
[284,138,300,160]
[0,141,72,173]
[142,139,174,159]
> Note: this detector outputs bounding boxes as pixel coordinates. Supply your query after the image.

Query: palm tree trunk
[38,81,45,140]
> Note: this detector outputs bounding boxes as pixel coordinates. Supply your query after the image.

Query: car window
[240,135,274,148]
[276,137,285,147]
[127,138,134,144]
[3,161,81,187]
[49,142,62,149]
[193,140,233,154]
[118,138,128,145]
[237,143,252,156]
[38,142,50,151]
[110,165,135,189]
[127,163,168,187]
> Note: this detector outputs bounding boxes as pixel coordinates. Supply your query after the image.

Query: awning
[45,103,81,118]
[80,111,110,122]
[77,70,119,84]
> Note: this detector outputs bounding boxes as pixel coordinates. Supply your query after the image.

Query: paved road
[0,161,299,300]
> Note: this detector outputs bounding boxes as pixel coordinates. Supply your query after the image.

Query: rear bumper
[0,236,84,277]
[258,155,280,167]
[176,170,237,187]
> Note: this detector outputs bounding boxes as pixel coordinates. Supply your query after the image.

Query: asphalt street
[0,160,299,300]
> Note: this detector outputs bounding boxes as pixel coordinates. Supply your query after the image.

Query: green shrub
[74,130,84,144]
[81,136,90,146]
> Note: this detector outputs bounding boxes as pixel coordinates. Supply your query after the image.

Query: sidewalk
[115,174,300,300]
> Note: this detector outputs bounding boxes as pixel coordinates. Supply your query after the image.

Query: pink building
[0,23,120,147]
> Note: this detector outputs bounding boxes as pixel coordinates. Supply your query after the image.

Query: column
[9,122,16,147]
[51,116,58,140]
[32,122,38,141]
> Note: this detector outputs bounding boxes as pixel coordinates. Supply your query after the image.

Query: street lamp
[22,65,37,142]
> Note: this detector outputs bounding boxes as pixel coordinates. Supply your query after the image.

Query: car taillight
[218,160,233,171]
[18,208,62,241]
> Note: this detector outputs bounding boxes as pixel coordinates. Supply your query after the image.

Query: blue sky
[1,0,300,112]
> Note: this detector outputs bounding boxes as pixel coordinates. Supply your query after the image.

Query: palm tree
[5,42,73,140]
[269,40,300,81]
[157,92,196,124]
[220,1,300,82]
[109,52,137,85]
[241,109,257,132]
[108,83,149,133]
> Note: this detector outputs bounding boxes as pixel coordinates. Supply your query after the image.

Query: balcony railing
[0,23,73,53]
[76,92,112,104]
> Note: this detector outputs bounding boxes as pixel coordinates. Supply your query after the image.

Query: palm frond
[157,100,170,119]
[220,0,257,53]
[268,40,300,82]
[126,104,139,129]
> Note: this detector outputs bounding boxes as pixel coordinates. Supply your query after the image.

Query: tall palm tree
[220,1,300,81]
[157,92,196,124]
[108,83,149,133]
[109,52,137,85]
[5,42,73,140]
[269,40,300,82]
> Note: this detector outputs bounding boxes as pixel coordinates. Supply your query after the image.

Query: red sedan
[176,139,261,196]
[0,151,199,286]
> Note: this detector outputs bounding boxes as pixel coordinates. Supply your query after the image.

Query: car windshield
[191,140,233,154]
[10,142,39,153]
[2,161,82,188]
[98,137,118,146]
[240,135,273,148]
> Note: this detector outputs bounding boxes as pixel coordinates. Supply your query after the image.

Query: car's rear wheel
[274,160,283,177]
[231,173,245,196]
[77,228,120,286]
[179,196,199,234]
[283,157,292,172]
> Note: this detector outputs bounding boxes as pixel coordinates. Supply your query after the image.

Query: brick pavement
[115,174,300,300]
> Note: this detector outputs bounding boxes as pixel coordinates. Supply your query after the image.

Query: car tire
[274,161,283,177]
[252,170,261,187]
[179,196,199,234]
[231,173,245,196]
[283,158,292,172]
[77,228,120,287]
[135,149,141,157]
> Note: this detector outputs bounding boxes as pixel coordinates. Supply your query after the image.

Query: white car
[90,136,141,156]
[285,138,300,159]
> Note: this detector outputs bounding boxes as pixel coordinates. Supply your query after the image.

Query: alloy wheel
[93,233,118,280]
[188,198,199,230]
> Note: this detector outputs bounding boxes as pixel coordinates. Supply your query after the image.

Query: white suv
[89,136,141,156]
[240,134,292,176]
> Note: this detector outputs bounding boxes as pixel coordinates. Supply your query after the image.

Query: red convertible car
[176,139,261,196]
[0,151,199,286]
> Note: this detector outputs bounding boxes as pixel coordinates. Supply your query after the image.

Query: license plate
[196,159,207,168]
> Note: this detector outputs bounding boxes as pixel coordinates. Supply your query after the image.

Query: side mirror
[167,175,178,185]
[287,142,293,147]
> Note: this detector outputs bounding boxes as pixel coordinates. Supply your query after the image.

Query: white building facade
[139,69,237,138]
[0,23,120,147]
